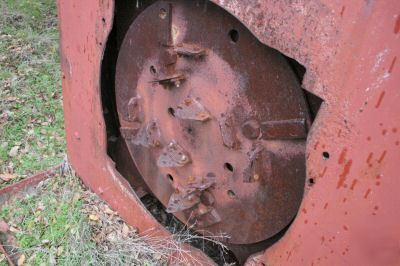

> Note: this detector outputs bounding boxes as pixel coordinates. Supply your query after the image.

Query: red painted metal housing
[58,0,400,265]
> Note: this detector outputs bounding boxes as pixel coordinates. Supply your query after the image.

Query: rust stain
[323,202,329,209]
[375,91,385,108]
[364,189,371,199]
[337,160,353,189]
[286,250,292,261]
[302,208,307,214]
[377,150,387,163]
[376,181,381,186]
[396,141,400,146]
[338,148,348,164]
[350,179,358,190]
[382,129,387,135]
[367,136,372,141]
[388,56,397,73]
[392,128,398,133]
[395,15,400,34]
[343,225,348,231]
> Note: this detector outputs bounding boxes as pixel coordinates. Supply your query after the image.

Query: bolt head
[241,119,260,139]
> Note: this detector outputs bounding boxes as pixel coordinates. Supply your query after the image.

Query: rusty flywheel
[115,0,310,245]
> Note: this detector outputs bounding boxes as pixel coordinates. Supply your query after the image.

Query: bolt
[241,119,260,139]
[181,155,187,161]
[253,174,260,181]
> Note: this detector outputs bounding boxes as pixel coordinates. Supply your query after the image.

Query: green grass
[0,0,65,183]
[0,173,100,265]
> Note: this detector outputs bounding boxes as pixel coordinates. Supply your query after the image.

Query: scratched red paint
[319,166,327,177]
[340,6,345,17]
[350,179,358,190]
[338,148,347,164]
[388,56,397,73]
[375,91,385,108]
[366,152,373,164]
[364,189,372,199]
[337,160,353,189]
[395,15,400,34]
[377,150,387,163]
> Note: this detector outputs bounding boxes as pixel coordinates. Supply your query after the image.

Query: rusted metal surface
[0,242,15,266]
[211,0,400,265]
[59,0,400,265]
[115,0,310,245]
[57,0,216,265]
[0,165,60,205]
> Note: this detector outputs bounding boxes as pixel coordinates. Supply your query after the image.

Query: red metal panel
[0,166,60,205]
[59,0,400,264]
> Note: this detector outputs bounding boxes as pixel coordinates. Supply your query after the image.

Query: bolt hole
[167,174,174,182]
[159,8,167,19]
[150,65,157,75]
[227,190,236,198]
[308,178,315,186]
[224,162,234,172]
[168,107,175,117]
[229,29,239,43]
[187,127,193,134]
[322,151,330,160]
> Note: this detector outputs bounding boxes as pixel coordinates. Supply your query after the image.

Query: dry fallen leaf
[153,253,162,260]
[57,246,64,256]
[37,202,45,211]
[122,223,129,238]
[89,214,99,221]
[72,192,81,202]
[17,254,25,266]
[9,226,19,233]
[0,173,16,182]
[103,205,114,215]
[8,146,19,157]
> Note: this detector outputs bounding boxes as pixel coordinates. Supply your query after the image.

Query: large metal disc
[115,0,310,244]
